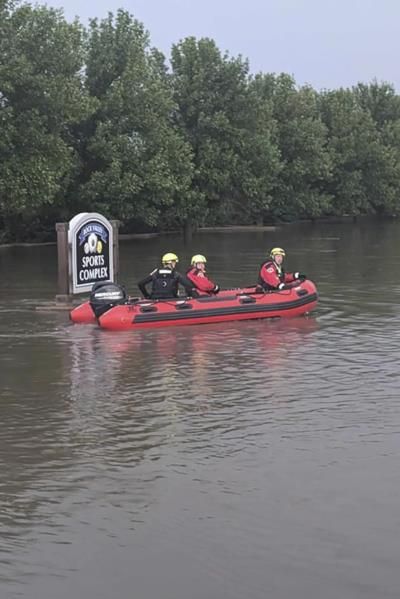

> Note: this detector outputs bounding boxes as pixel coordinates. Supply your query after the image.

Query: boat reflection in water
[66,316,319,417]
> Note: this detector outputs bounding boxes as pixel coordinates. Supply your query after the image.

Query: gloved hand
[295,272,306,280]
[213,284,220,294]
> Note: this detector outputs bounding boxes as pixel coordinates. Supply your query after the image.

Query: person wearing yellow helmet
[258,247,306,291]
[186,254,219,295]
[137,252,197,299]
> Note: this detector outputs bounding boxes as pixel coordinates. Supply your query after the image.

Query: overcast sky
[40,0,399,90]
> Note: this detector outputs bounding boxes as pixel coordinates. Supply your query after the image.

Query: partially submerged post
[55,222,69,301]
[55,212,119,304]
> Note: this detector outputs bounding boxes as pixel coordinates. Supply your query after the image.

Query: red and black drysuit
[186,268,219,295]
[258,260,301,291]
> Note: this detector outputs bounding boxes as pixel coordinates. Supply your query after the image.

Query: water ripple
[2,225,400,599]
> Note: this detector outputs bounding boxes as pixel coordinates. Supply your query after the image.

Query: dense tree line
[1,2,400,241]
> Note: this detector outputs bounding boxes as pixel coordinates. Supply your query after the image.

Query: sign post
[56,222,69,301]
[55,212,119,302]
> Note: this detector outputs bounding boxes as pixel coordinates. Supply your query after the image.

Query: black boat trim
[194,293,253,303]
[140,305,158,313]
[175,303,193,310]
[133,293,318,324]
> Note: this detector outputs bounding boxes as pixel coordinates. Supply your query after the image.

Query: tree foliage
[319,89,400,215]
[1,2,400,242]
[252,74,332,220]
[80,10,193,229]
[0,0,92,240]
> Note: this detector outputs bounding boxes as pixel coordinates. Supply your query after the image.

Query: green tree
[354,81,400,128]
[170,37,280,233]
[80,10,193,231]
[253,74,332,221]
[353,83,400,215]
[234,78,281,224]
[0,1,92,240]
[319,89,400,216]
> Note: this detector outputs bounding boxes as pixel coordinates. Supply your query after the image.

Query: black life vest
[150,268,179,299]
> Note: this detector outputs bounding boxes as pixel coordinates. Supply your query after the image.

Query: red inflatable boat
[70,280,318,330]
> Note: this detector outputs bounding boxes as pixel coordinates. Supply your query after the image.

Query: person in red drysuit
[258,247,306,291]
[187,255,220,295]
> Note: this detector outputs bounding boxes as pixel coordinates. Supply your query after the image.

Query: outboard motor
[89,282,127,318]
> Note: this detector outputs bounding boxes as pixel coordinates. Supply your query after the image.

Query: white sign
[68,212,114,294]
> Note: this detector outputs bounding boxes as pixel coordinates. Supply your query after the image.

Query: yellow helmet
[270,247,286,258]
[191,254,207,265]
[162,252,179,264]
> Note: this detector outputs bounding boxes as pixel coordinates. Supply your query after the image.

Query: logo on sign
[78,223,108,255]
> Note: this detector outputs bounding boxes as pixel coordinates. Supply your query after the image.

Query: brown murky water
[1,221,400,599]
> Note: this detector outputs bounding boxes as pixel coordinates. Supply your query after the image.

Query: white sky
[41,0,400,90]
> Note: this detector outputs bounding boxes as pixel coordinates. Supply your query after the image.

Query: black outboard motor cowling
[89,282,127,318]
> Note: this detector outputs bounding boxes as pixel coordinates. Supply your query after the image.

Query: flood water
[1,220,400,599]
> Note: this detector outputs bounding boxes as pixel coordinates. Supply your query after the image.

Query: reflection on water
[1,221,400,599]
